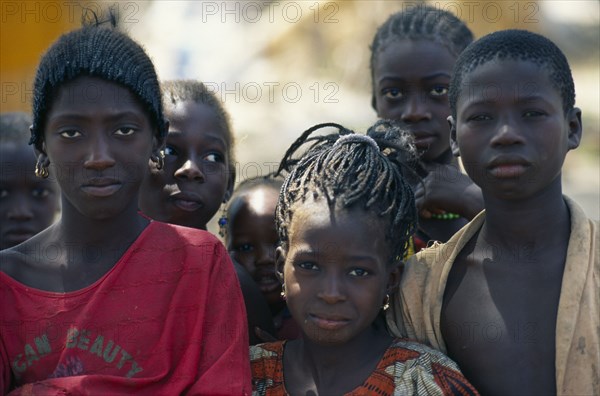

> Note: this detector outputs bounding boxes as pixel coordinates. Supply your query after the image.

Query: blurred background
[2,0,598,226]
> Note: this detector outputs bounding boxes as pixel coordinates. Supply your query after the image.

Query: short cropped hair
[449,29,575,118]
[162,80,235,168]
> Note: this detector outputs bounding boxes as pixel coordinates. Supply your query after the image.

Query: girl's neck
[60,202,147,244]
[416,149,457,178]
[50,197,149,275]
[285,323,392,394]
[429,149,456,165]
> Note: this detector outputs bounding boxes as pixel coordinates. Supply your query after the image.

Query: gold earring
[280,283,286,300]
[35,161,49,179]
[156,150,165,170]
[152,150,165,170]
[382,294,390,311]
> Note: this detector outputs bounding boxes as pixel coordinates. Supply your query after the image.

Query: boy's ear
[371,95,377,112]
[448,116,460,157]
[275,246,286,279]
[566,107,583,150]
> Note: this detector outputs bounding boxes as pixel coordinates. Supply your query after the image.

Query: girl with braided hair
[370,5,483,249]
[249,120,478,395]
[0,13,251,395]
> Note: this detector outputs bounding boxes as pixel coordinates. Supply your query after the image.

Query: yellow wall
[1,0,87,112]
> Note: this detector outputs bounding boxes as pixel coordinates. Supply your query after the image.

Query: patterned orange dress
[250,338,479,395]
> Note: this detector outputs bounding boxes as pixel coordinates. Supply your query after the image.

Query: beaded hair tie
[429,212,460,220]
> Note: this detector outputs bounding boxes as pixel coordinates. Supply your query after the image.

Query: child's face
[139,101,232,230]
[0,144,60,249]
[373,39,456,162]
[41,76,158,220]
[279,197,396,345]
[227,186,281,309]
[451,59,582,200]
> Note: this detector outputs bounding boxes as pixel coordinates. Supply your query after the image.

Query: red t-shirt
[0,221,251,395]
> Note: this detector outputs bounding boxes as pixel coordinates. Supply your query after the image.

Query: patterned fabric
[250,339,479,395]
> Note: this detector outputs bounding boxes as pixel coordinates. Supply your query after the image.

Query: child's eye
[60,130,82,138]
[297,262,319,271]
[382,88,402,100]
[235,244,254,253]
[114,127,136,136]
[0,189,7,199]
[164,146,178,156]
[32,188,50,198]
[468,114,492,122]
[348,268,370,277]
[523,110,544,118]
[204,153,224,163]
[430,85,448,96]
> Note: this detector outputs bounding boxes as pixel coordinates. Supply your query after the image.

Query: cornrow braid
[275,120,418,264]
[370,5,473,99]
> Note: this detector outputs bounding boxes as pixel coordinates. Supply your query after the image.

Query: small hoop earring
[35,161,49,179]
[382,294,390,311]
[280,283,286,300]
[217,205,228,238]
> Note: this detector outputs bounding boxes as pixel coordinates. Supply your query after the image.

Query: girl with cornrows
[370,6,484,249]
[249,120,479,395]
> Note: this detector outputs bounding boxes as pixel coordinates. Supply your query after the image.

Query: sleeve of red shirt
[186,241,252,395]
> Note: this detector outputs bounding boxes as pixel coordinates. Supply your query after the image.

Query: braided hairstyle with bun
[275,120,418,264]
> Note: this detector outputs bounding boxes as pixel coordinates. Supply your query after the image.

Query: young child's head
[275,120,417,344]
[448,29,582,200]
[139,80,235,230]
[1,112,60,249]
[224,176,283,312]
[370,6,473,162]
[31,16,167,220]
